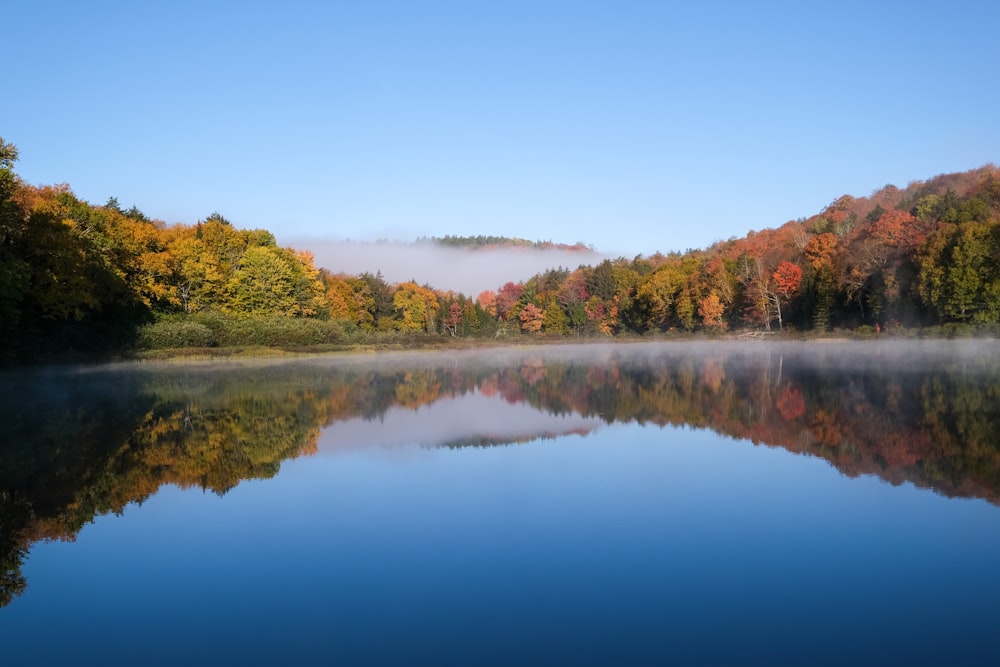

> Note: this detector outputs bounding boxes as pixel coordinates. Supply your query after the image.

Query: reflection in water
[1,340,999,608]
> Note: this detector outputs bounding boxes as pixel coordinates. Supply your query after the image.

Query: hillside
[1,134,998,361]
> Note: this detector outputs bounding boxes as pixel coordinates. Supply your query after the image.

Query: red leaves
[777,387,805,421]
[495,282,524,320]
[870,209,918,248]
[772,261,803,298]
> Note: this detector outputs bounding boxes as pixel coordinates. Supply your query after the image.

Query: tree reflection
[2,342,1000,606]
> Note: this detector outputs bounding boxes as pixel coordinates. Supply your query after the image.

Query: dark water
[2,341,1000,666]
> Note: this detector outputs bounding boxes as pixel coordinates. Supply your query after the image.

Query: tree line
[2,135,999,361]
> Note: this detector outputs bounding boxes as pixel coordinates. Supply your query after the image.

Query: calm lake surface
[3,340,1000,666]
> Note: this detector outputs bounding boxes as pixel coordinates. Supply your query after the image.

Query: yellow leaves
[392,281,440,332]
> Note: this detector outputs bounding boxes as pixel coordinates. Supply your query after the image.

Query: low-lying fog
[285,237,611,295]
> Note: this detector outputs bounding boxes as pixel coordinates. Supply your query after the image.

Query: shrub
[137,321,215,349]
[207,315,347,347]
[138,313,356,349]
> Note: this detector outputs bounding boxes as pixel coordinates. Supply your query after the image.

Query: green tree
[0,138,29,351]
[918,221,1000,322]
[541,296,569,334]
[358,272,394,330]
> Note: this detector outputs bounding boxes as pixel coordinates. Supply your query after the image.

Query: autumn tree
[443,301,463,336]
[320,271,358,322]
[495,282,524,322]
[557,268,590,334]
[698,292,727,330]
[841,209,927,324]
[803,233,838,331]
[635,255,701,331]
[223,245,326,317]
[477,290,497,318]
[770,261,803,330]
[519,302,545,333]
[392,282,440,332]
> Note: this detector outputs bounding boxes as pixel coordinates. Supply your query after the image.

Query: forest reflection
[2,340,999,607]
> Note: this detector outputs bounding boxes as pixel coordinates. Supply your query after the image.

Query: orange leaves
[476,290,497,317]
[804,233,838,271]
[698,292,727,330]
[519,303,545,332]
[772,261,803,298]
[808,409,844,447]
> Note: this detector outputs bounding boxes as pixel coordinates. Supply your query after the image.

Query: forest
[2,135,999,362]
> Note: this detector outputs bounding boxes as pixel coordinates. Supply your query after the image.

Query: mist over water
[5,340,1000,666]
[286,237,611,295]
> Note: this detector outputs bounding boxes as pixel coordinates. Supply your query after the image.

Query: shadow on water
[2,340,999,607]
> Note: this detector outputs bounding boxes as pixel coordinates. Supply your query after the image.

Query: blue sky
[6,0,999,258]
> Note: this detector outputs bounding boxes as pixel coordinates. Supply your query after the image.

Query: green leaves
[918,221,1000,323]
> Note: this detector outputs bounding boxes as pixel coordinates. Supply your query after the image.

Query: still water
[2,341,1000,665]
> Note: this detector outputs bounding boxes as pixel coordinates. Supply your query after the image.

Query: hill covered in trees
[423,234,593,252]
[1,135,998,362]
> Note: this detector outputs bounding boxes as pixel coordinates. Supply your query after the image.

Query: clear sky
[6,0,999,258]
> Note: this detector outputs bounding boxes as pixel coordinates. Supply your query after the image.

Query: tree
[804,233,838,331]
[358,272,394,329]
[443,301,463,336]
[165,226,225,312]
[773,261,803,300]
[477,290,497,318]
[392,282,440,332]
[495,282,524,321]
[770,261,802,330]
[586,259,616,300]
[698,292,727,330]
[223,246,298,315]
[918,221,1000,323]
[541,296,569,334]
[321,271,357,322]
[0,138,28,349]
[519,302,545,333]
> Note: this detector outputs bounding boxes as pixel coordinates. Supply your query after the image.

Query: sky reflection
[8,419,1000,666]
[317,390,605,457]
[4,342,1000,665]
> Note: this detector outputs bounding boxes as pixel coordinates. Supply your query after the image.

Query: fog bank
[286,238,611,295]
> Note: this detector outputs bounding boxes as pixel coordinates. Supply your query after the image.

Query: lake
[3,341,1000,666]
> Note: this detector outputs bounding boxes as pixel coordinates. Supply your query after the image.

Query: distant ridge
[419,234,593,252]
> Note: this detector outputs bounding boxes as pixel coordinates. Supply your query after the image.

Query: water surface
[2,341,1000,665]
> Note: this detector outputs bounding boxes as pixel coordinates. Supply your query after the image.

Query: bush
[206,315,348,347]
[941,322,977,339]
[137,321,215,349]
[138,313,355,349]
[854,325,875,337]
